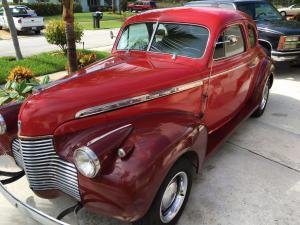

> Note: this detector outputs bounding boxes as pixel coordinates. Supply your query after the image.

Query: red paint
[0,7,273,222]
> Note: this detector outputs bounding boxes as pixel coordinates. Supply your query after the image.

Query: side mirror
[110,31,116,39]
[280,11,287,18]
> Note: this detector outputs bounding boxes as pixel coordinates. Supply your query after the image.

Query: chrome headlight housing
[73,146,100,178]
[0,114,7,135]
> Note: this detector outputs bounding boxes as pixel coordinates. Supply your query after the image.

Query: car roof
[125,6,251,28]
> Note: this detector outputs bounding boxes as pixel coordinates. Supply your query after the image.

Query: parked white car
[0,6,44,34]
[278,4,300,16]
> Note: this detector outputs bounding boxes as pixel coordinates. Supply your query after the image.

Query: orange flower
[7,66,34,82]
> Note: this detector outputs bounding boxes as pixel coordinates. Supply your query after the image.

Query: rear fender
[251,57,273,104]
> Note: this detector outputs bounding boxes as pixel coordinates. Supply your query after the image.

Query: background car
[127,0,157,11]
[0,5,44,34]
[185,0,300,65]
[278,4,300,17]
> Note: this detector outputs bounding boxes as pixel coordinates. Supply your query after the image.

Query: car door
[204,23,253,132]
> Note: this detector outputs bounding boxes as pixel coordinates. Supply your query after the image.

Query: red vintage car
[0,7,273,225]
[127,0,156,12]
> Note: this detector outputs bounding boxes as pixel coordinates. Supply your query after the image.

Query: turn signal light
[277,36,286,50]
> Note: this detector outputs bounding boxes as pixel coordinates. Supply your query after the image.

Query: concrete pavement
[0,29,118,57]
[0,64,299,225]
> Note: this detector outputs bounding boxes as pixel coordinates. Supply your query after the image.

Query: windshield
[10,7,28,16]
[236,2,282,21]
[117,22,209,58]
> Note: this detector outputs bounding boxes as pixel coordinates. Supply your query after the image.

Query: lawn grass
[44,12,134,30]
[0,50,110,84]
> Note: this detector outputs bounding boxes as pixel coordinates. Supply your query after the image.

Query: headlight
[73,146,100,178]
[278,36,300,50]
[0,114,7,135]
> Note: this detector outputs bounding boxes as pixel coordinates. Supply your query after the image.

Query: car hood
[18,53,199,136]
[257,19,300,36]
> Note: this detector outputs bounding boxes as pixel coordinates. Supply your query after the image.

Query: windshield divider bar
[147,21,159,52]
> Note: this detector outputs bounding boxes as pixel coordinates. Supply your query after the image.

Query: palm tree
[2,0,23,60]
[62,0,78,73]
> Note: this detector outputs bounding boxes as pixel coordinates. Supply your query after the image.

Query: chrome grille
[12,139,24,168]
[11,138,81,201]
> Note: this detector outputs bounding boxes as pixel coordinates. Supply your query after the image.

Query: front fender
[0,102,22,155]
[62,112,207,221]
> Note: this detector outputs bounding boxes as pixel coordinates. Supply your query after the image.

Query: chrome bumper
[0,182,69,225]
[272,50,300,62]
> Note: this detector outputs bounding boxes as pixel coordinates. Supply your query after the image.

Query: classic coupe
[0,7,273,225]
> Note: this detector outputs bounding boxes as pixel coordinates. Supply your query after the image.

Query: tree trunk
[62,0,78,73]
[112,0,116,13]
[2,0,23,60]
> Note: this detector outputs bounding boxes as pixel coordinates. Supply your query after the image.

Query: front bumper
[19,26,44,32]
[272,50,300,62]
[0,181,69,225]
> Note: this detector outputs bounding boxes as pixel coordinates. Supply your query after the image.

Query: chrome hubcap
[160,172,188,223]
[260,81,269,110]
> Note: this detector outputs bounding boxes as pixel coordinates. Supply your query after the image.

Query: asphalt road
[0,64,299,225]
[0,29,118,57]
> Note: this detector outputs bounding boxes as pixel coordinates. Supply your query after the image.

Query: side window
[214,25,245,60]
[248,25,257,48]
[0,8,3,16]
[117,23,153,51]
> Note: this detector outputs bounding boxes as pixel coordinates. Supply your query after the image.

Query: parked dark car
[185,0,300,64]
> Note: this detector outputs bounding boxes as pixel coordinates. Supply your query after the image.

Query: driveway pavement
[0,29,118,57]
[0,64,299,225]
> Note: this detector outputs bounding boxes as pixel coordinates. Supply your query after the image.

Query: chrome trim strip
[0,182,69,225]
[272,50,300,55]
[257,27,283,35]
[87,124,132,146]
[18,135,54,140]
[75,80,204,118]
[209,63,248,80]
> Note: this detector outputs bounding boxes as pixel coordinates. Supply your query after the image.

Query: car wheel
[133,157,193,225]
[0,26,2,30]
[34,30,41,35]
[252,78,270,118]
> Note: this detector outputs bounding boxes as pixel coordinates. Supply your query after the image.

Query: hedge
[1,3,83,16]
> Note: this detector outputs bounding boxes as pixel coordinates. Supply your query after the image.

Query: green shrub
[45,20,83,53]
